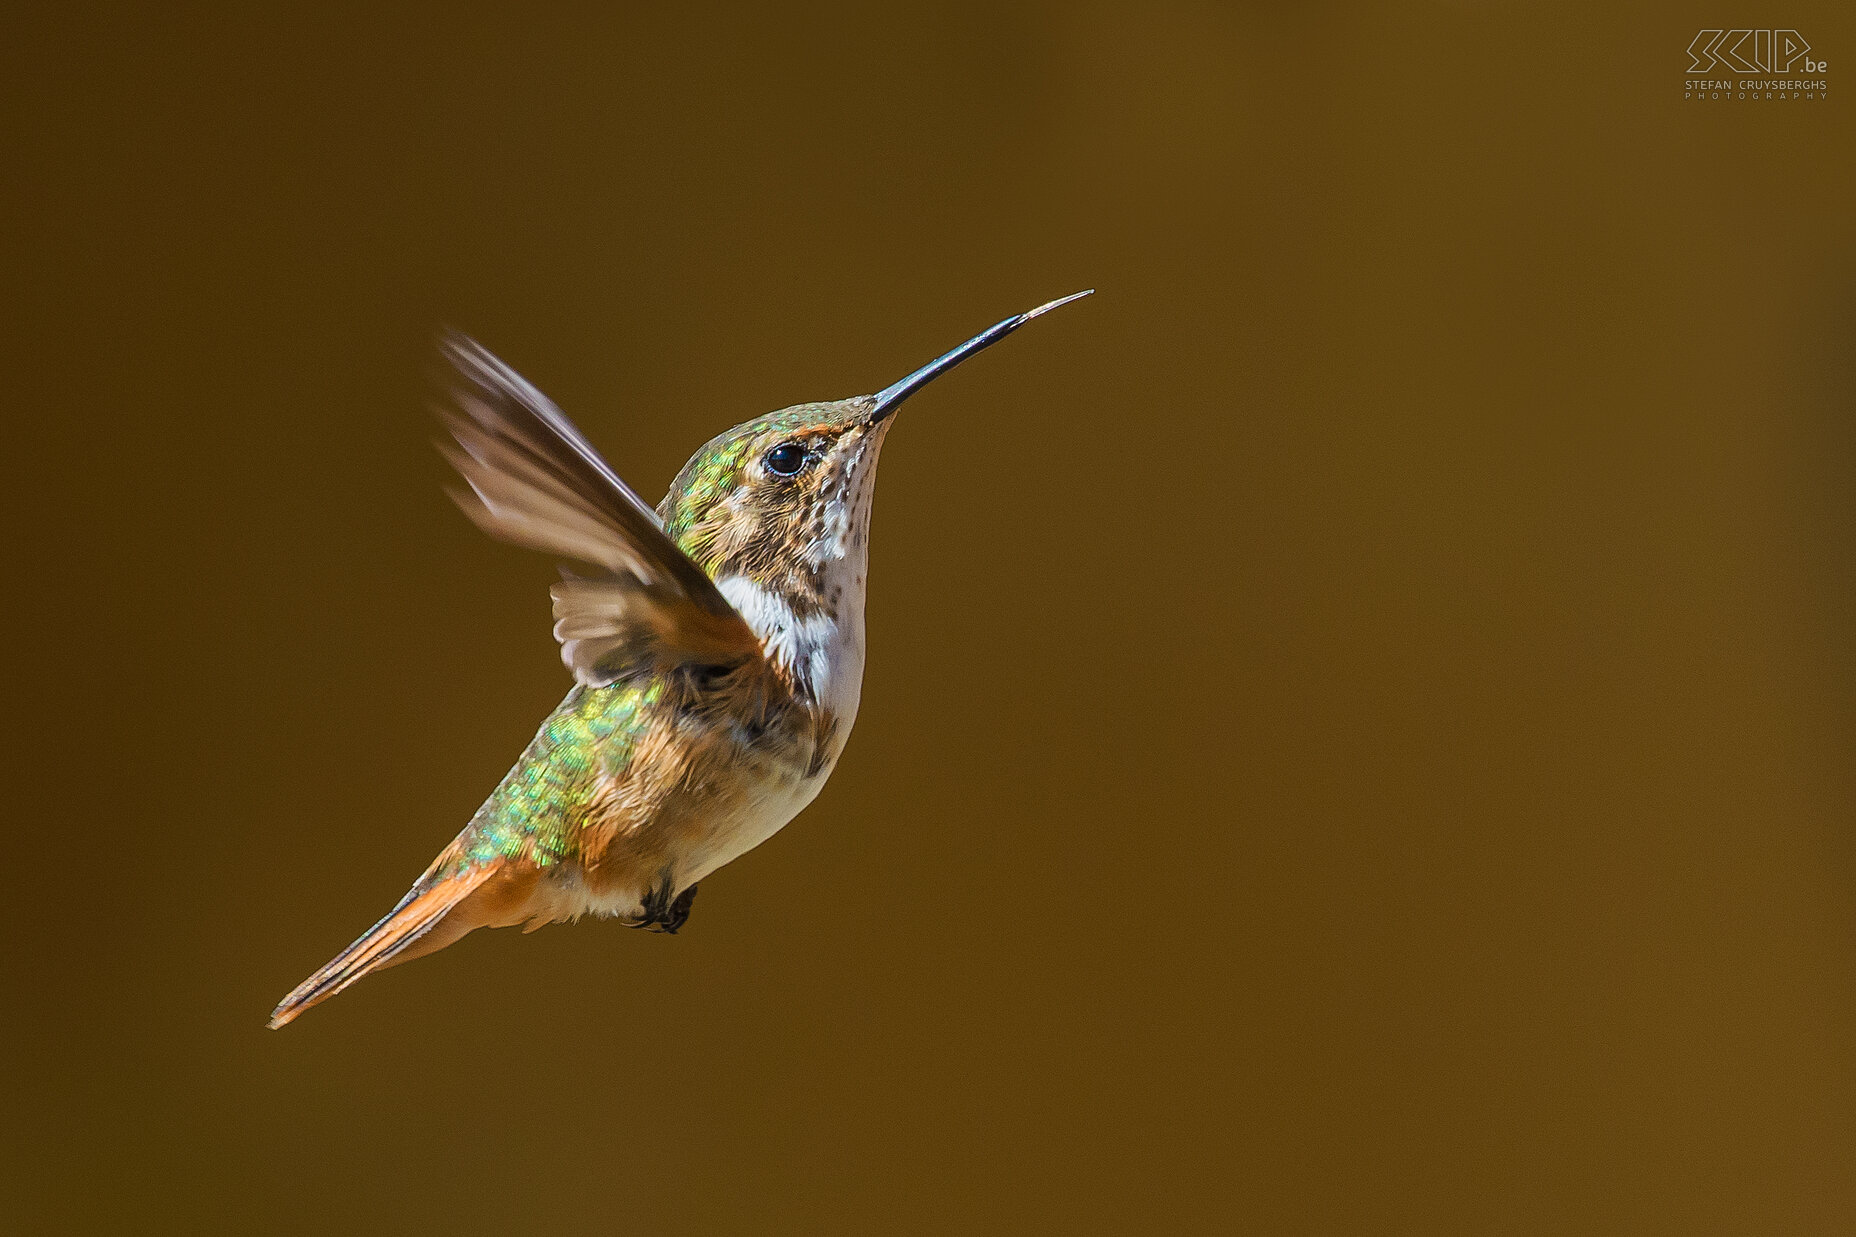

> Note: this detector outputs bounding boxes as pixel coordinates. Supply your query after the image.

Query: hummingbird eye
[762,442,808,477]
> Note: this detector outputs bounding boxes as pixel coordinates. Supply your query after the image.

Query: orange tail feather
[269,862,503,1029]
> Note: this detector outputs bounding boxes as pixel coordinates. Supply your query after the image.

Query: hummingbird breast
[668,532,875,887]
[653,576,857,872]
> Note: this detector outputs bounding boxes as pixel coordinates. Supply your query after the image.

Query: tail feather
[268,863,500,1029]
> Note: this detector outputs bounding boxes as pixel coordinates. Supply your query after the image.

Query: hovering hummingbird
[269,291,1091,1028]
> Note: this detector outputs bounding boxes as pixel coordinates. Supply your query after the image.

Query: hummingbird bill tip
[869,289,1095,418]
[1022,289,1095,320]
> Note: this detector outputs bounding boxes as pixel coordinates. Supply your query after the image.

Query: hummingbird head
[659,395,892,596]
[659,291,1093,606]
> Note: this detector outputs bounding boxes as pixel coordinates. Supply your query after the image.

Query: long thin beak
[867,290,1093,422]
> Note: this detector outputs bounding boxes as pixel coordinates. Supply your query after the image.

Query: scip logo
[1686,29,1821,73]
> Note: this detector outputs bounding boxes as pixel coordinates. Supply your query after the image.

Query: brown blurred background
[3,2,1854,1232]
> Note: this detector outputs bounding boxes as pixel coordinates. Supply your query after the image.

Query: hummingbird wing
[437,333,762,686]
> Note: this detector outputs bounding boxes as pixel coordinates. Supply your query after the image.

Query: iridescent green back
[438,680,665,879]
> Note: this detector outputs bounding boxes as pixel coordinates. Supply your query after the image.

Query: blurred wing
[438,333,760,686]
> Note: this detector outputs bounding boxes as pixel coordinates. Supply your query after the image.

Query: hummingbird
[269,291,1092,1028]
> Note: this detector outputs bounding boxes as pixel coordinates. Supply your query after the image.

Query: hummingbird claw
[661,883,698,933]
[633,877,698,933]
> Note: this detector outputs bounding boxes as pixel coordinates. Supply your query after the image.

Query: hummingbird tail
[268,862,504,1029]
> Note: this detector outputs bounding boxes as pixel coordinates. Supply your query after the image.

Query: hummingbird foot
[634,877,697,934]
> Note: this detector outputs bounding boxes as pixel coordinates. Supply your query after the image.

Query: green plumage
[443,680,664,877]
